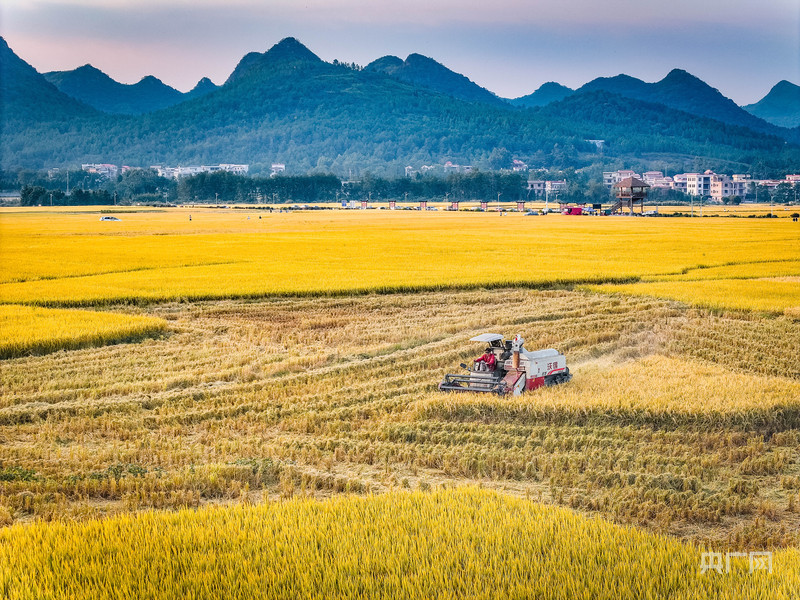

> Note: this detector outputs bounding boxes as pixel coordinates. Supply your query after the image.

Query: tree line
[11,168,799,206]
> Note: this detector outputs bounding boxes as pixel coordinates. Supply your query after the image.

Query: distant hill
[0,36,96,124]
[185,77,219,100]
[579,69,794,142]
[743,81,800,128]
[2,37,799,174]
[365,53,506,107]
[510,82,573,107]
[226,37,323,84]
[43,65,188,115]
[537,89,792,164]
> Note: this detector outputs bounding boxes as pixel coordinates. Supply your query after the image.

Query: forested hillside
[1,37,798,175]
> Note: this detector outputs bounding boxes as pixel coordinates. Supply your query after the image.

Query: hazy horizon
[2,0,798,105]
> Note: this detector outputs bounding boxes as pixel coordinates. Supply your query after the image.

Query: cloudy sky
[2,0,797,104]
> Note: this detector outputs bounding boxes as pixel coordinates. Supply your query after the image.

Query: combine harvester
[439,333,571,396]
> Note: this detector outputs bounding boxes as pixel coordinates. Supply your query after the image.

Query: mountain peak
[365,55,403,74]
[510,82,573,108]
[365,51,505,106]
[661,68,705,87]
[772,80,800,94]
[193,77,216,90]
[49,64,114,85]
[226,37,321,84]
[186,77,218,100]
[405,53,435,64]
[75,64,102,74]
[138,75,164,85]
[743,79,800,128]
[664,68,692,79]
[265,37,321,63]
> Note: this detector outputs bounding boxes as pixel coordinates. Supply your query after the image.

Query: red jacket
[476,352,496,370]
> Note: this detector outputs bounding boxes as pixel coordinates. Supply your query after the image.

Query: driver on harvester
[474,348,497,372]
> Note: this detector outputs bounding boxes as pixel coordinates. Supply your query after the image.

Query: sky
[2,0,798,105]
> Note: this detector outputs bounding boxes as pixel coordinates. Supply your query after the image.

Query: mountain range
[43,65,217,115]
[1,36,798,175]
[574,69,790,140]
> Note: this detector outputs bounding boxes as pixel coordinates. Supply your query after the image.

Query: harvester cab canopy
[469,333,505,347]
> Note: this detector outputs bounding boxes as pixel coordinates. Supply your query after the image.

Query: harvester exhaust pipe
[511,335,524,369]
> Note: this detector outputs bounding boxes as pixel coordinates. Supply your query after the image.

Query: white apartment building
[603,170,640,187]
[684,171,748,201]
[527,179,567,195]
[685,171,714,197]
[671,173,688,193]
[642,171,674,188]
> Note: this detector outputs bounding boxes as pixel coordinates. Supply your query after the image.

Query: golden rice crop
[587,278,800,315]
[0,304,167,358]
[1,208,798,306]
[413,354,800,427]
[0,487,797,600]
[656,204,797,217]
[642,260,800,282]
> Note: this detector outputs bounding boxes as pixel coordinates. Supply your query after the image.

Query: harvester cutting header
[439,333,572,395]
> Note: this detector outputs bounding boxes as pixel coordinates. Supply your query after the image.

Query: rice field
[1,208,798,308]
[1,207,798,597]
[587,258,800,315]
[0,305,167,359]
[2,488,798,600]
[588,278,800,315]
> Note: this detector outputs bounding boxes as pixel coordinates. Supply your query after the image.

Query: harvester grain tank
[438,333,571,395]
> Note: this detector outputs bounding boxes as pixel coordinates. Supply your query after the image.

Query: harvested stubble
[2,289,799,550]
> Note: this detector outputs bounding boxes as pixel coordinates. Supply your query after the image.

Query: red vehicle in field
[438,333,572,395]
